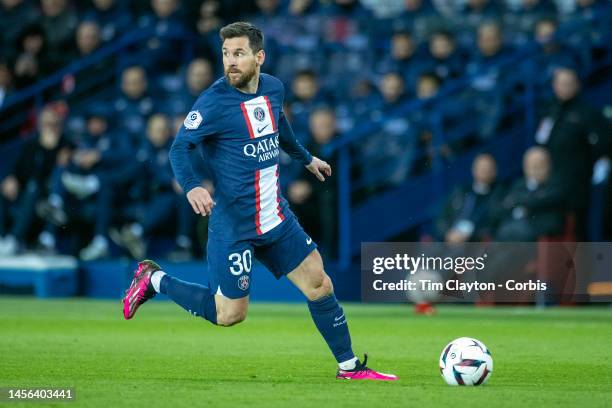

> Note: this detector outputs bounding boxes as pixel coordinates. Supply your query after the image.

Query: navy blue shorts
[206,217,317,299]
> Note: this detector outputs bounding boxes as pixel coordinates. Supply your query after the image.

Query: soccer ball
[439,337,493,386]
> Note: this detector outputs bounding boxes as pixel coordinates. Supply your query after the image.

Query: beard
[225,62,257,89]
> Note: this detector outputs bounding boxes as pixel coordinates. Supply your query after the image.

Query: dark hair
[294,69,317,80]
[418,72,442,87]
[535,17,558,28]
[16,24,46,51]
[392,30,413,39]
[431,29,453,41]
[219,22,264,53]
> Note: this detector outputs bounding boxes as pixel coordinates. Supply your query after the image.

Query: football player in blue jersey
[123,22,397,381]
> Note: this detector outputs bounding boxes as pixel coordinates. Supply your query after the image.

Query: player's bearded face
[224,56,257,89]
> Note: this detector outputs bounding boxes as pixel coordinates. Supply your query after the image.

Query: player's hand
[305,156,332,182]
[187,186,215,216]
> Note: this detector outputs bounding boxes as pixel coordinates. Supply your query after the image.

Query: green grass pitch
[1,298,611,407]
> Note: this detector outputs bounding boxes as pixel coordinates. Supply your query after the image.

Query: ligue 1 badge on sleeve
[184,110,203,129]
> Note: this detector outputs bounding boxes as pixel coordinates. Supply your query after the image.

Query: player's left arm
[278,111,331,182]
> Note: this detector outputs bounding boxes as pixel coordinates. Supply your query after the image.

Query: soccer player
[122,22,397,381]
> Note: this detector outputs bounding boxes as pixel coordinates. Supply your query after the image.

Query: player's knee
[305,273,333,301]
[216,309,247,327]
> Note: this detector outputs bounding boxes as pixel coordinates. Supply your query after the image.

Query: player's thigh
[207,237,255,300]
[286,249,333,301]
[255,218,317,279]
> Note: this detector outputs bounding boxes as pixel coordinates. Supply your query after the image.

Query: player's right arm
[169,97,216,216]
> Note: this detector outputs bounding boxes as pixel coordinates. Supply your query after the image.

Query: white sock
[150,271,166,293]
[338,357,358,371]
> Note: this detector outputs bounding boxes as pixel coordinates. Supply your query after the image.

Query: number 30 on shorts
[228,250,252,275]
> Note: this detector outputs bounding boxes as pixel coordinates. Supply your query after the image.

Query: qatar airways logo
[243,134,280,162]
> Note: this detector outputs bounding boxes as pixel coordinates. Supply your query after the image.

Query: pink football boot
[336,354,399,381]
[122,260,161,320]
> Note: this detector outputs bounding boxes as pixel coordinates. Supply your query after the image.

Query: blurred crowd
[0,0,610,260]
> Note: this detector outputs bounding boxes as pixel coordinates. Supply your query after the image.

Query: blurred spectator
[252,0,285,41]
[534,67,612,239]
[376,31,425,91]
[467,21,514,140]
[424,29,466,83]
[359,0,404,20]
[165,58,214,116]
[252,0,316,76]
[358,72,414,191]
[287,107,339,257]
[469,21,513,80]
[137,0,187,73]
[40,0,78,67]
[267,0,324,82]
[435,153,504,243]
[335,76,379,126]
[62,20,115,105]
[321,0,373,85]
[416,72,441,100]
[11,24,53,89]
[393,0,440,40]
[194,0,224,67]
[495,146,564,241]
[74,20,102,58]
[379,71,407,107]
[111,114,196,260]
[530,18,580,90]
[556,0,609,17]
[411,72,450,173]
[83,0,131,42]
[503,0,557,44]
[0,60,14,108]
[0,0,40,55]
[288,0,317,16]
[37,104,133,259]
[288,69,329,142]
[459,0,502,32]
[321,0,372,46]
[0,107,72,255]
[113,65,155,144]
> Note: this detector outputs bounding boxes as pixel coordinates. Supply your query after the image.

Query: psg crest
[254,107,266,122]
[238,275,250,291]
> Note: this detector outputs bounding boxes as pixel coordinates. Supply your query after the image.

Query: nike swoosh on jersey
[257,124,270,133]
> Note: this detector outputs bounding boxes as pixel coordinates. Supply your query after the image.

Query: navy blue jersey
[170,73,312,241]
